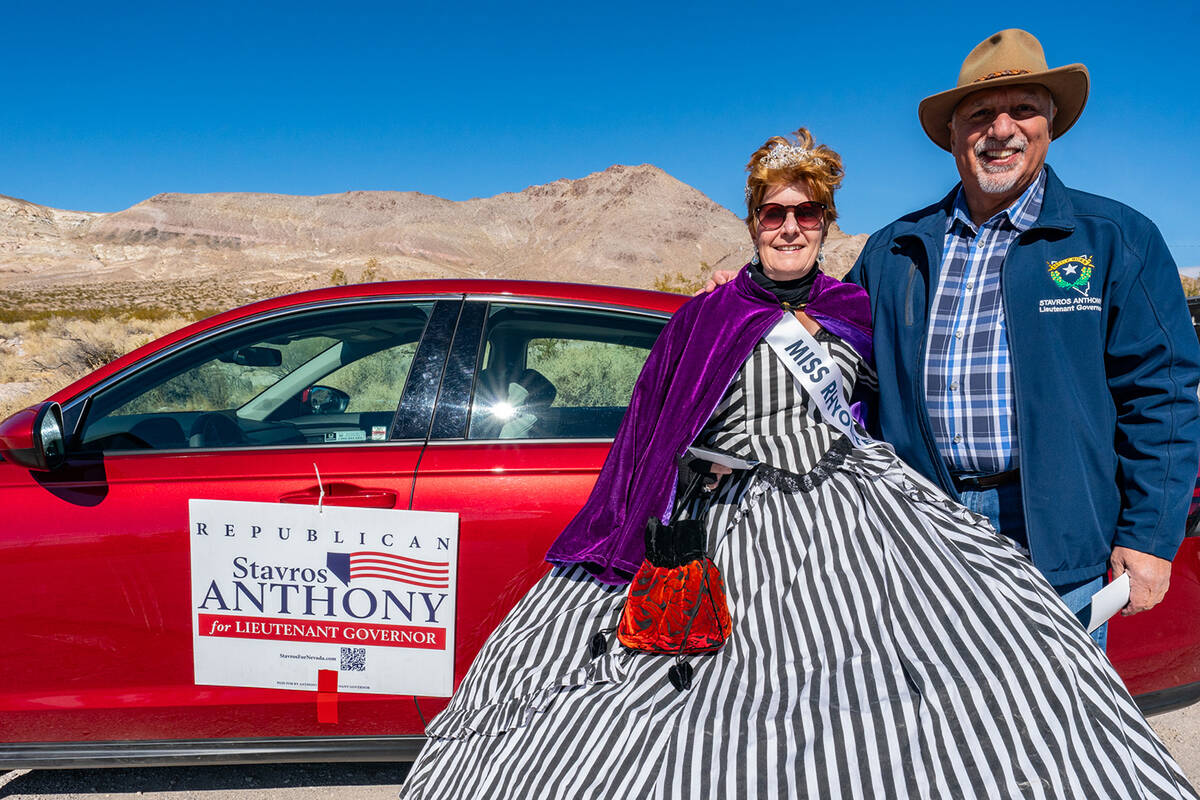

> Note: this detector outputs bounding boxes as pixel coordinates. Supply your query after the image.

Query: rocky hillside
[0,165,868,310]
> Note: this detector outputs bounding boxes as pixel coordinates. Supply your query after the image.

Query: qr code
[340,646,367,672]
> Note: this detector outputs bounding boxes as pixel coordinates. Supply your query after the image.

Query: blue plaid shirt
[925,169,1046,474]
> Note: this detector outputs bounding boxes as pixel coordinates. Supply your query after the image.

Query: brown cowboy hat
[918,29,1089,151]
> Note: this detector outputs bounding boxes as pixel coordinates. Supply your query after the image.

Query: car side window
[466,303,665,440]
[318,342,419,413]
[77,302,434,452]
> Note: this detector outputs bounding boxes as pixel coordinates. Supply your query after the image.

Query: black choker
[749,262,817,310]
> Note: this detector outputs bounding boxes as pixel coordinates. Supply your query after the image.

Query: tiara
[745,143,827,202]
[761,143,826,171]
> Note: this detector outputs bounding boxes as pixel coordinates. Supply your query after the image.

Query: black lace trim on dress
[756,437,853,493]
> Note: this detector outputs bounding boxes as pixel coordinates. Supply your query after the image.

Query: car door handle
[279,484,398,509]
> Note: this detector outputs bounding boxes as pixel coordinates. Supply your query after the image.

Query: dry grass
[0,276,320,420]
[652,261,714,295]
[0,273,334,325]
[0,315,193,420]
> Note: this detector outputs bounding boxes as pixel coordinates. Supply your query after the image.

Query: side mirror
[0,402,67,471]
[300,385,350,415]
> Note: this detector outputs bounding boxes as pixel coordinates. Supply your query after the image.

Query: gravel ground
[2,705,1199,799]
[1150,703,1200,788]
[0,762,410,800]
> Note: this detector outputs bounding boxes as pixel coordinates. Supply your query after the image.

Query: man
[846,29,1200,644]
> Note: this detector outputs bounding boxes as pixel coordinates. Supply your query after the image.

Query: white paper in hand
[1086,572,1130,633]
[686,446,758,471]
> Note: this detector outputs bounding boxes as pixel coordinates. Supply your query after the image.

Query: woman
[400,130,1196,799]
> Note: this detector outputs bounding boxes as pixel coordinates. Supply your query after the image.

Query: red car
[1,280,1197,768]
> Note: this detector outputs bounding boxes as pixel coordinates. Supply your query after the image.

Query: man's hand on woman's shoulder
[694,270,739,296]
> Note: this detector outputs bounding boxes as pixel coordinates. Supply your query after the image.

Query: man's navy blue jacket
[847,165,1200,585]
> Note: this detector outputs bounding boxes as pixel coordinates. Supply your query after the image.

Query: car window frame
[60,295,464,457]
[427,295,671,443]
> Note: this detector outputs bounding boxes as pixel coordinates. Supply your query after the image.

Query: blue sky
[2,0,1197,267]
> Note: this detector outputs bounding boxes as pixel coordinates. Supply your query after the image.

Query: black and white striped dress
[400,332,1196,799]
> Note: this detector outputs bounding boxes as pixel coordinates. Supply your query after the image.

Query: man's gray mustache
[975,134,1028,156]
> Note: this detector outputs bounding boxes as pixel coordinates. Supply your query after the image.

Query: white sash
[764,313,876,450]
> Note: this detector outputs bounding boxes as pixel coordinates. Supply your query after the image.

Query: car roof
[47,280,689,404]
[231,279,688,316]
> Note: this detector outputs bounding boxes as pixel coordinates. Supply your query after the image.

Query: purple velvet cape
[544,265,873,585]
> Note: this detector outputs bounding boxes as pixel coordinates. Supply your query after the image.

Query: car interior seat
[472,368,558,439]
[187,412,248,448]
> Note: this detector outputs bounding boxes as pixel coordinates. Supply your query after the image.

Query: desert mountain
[0,165,867,310]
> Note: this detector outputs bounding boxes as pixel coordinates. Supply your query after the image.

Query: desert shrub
[0,315,192,420]
[116,336,337,415]
[526,339,647,407]
[54,336,127,373]
[13,317,187,381]
[362,257,381,283]
[652,260,713,295]
[116,362,270,414]
[0,304,217,325]
[320,342,418,412]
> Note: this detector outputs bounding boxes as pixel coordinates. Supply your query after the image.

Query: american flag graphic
[326,551,450,589]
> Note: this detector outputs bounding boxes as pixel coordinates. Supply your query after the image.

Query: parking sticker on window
[324,430,367,443]
[189,499,459,697]
[370,426,388,441]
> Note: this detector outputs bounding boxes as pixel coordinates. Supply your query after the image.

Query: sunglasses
[755,201,827,231]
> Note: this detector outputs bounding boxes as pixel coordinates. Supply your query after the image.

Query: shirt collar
[947,168,1047,235]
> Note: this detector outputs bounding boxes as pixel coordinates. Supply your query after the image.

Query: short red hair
[745,128,844,236]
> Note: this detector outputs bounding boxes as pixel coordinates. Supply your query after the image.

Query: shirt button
[950,382,959,390]
[966,281,974,290]
[954,330,963,339]
[953,434,963,443]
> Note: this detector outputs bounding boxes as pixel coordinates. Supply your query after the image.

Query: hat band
[972,68,1034,84]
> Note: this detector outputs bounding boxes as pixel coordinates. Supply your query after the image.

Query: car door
[1107,533,1200,708]
[408,297,668,715]
[0,296,461,745]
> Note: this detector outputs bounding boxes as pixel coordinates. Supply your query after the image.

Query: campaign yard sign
[189,499,458,697]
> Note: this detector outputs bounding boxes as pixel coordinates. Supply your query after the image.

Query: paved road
[3,704,1199,798]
